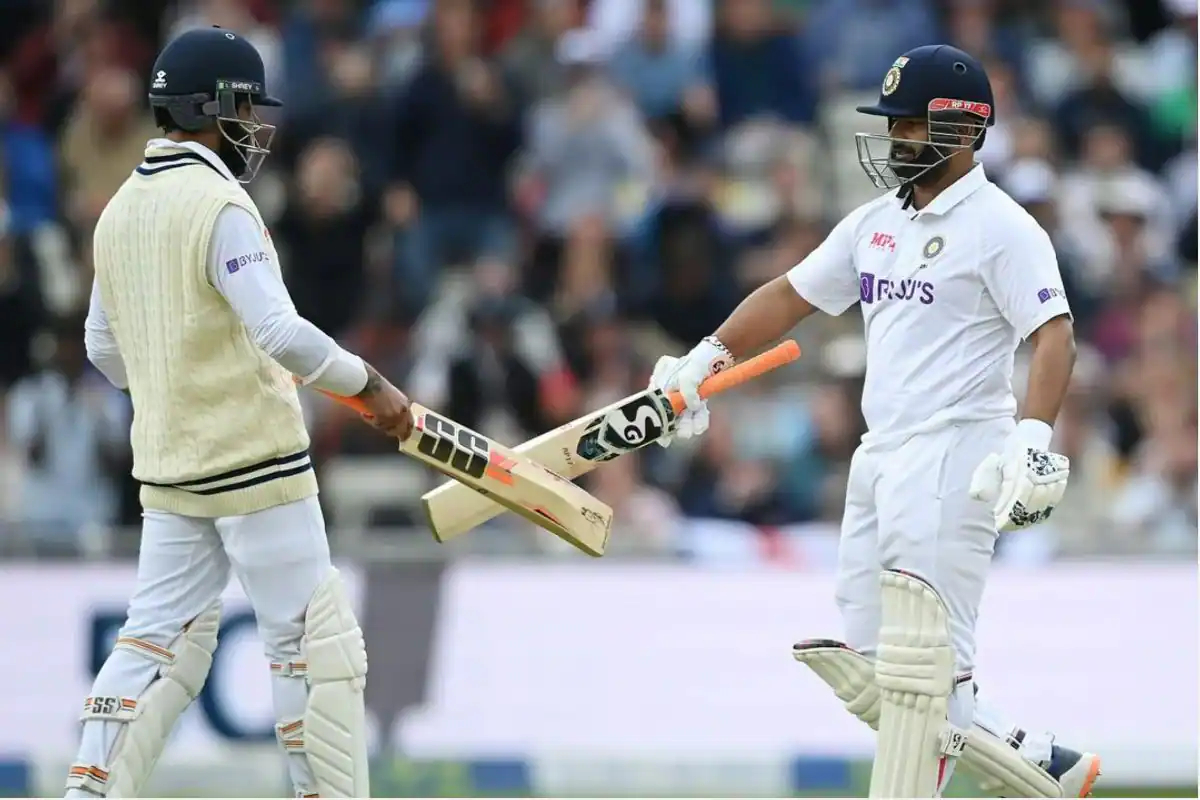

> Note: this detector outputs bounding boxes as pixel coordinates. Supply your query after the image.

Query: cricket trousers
[70,496,335,795]
[835,418,1054,771]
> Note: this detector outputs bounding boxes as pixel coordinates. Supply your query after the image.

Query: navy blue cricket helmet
[148,26,282,182]
[854,44,995,191]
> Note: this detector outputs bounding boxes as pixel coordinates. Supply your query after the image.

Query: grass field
[367,758,1198,798]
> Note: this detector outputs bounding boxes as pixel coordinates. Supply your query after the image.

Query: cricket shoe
[1045,745,1101,797]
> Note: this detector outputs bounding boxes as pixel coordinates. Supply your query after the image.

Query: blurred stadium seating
[0,0,1194,796]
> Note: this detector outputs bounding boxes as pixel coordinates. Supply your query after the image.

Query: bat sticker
[575,393,676,462]
[416,412,493,480]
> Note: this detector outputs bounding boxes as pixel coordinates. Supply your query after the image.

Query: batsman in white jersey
[652,45,1101,797]
[72,27,413,798]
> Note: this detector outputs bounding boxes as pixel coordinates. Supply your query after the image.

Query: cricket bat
[422,340,801,545]
[311,390,613,556]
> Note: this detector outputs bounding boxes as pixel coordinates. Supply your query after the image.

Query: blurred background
[0,0,1194,796]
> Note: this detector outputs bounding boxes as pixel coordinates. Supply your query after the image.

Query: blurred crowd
[0,0,1194,561]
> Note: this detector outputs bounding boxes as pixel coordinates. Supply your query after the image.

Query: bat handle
[666,339,801,415]
[313,386,370,415]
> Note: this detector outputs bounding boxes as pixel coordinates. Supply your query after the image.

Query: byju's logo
[860,272,934,305]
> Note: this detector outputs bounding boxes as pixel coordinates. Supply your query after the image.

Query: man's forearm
[715,275,818,358]
[1022,315,1076,426]
[257,313,369,397]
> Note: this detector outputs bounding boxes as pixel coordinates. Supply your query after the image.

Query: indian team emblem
[922,235,946,260]
[881,56,909,96]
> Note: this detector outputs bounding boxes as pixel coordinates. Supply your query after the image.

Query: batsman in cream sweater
[72,27,411,799]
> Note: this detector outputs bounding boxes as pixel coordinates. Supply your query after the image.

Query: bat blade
[310,391,613,556]
[422,340,801,545]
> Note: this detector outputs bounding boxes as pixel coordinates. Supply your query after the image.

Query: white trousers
[836,418,1053,766]
[73,496,332,794]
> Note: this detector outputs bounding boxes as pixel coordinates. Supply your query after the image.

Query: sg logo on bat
[576,392,675,462]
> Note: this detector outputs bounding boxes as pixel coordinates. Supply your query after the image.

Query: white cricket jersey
[787,164,1071,443]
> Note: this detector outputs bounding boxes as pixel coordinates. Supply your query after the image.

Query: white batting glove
[648,336,734,447]
[969,419,1070,532]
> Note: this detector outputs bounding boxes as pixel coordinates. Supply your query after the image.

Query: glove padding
[969,425,1070,532]
[649,337,733,447]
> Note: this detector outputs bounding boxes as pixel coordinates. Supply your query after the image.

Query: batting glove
[969,419,1070,532]
[648,336,734,447]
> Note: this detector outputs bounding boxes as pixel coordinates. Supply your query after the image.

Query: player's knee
[117,605,215,652]
[875,569,954,697]
[257,568,341,666]
[268,568,366,683]
[260,619,306,667]
[113,603,221,696]
[303,568,367,684]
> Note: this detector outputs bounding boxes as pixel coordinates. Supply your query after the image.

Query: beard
[888,139,951,186]
[216,121,250,178]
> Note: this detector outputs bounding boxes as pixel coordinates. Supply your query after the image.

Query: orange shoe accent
[1077,756,1102,797]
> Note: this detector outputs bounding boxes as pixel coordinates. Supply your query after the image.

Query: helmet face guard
[150,79,277,183]
[855,98,991,190]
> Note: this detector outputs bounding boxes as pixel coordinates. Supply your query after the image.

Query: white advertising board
[0,562,361,761]
[399,562,1198,783]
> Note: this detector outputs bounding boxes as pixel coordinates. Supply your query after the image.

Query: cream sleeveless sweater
[92,144,317,517]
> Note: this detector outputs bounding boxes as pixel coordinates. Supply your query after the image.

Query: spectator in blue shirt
[803,0,941,93]
[706,0,817,128]
[608,0,712,123]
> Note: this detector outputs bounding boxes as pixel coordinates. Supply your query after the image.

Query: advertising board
[396,562,1198,784]
[0,562,361,760]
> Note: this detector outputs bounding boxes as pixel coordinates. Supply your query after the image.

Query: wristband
[1015,418,1053,452]
[702,335,734,362]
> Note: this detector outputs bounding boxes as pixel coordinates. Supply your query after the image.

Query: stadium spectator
[0,200,43,390]
[273,137,380,339]
[4,315,129,552]
[385,0,521,317]
[58,66,158,236]
[519,29,655,315]
[500,0,580,107]
[587,0,713,54]
[0,0,1191,560]
[802,0,940,93]
[607,0,715,127]
[708,0,816,129]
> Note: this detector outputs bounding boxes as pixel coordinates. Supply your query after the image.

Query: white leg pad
[969,728,1065,797]
[67,604,220,797]
[793,641,1064,797]
[294,569,370,798]
[869,570,958,798]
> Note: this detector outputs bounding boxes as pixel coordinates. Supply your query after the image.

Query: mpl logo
[860,272,935,305]
[869,232,896,252]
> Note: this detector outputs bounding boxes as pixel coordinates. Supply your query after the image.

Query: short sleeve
[785,211,862,316]
[980,218,1073,341]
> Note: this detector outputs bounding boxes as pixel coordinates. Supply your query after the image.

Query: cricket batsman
[71,27,412,798]
[651,45,1101,797]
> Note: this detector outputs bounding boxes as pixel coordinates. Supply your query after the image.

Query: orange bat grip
[666,339,801,415]
[313,386,370,414]
[314,339,800,417]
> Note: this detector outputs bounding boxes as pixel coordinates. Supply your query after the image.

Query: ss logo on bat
[417,413,491,479]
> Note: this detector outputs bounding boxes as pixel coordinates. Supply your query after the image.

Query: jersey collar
[901,162,988,218]
[145,138,237,183]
